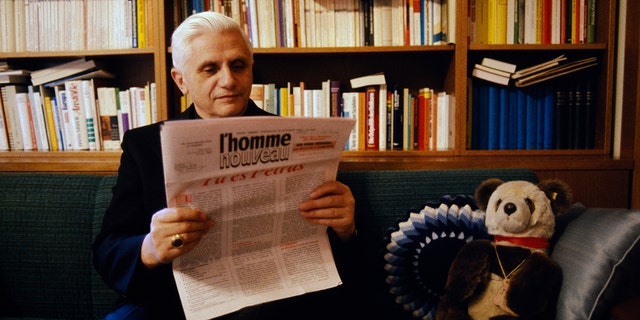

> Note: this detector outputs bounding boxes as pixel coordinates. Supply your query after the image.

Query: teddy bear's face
[484,180,556,239]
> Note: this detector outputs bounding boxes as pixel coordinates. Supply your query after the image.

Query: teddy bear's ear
[538,179,574,215]
[474,178,504,211]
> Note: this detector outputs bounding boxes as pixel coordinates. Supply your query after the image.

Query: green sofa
[0,169,638,320]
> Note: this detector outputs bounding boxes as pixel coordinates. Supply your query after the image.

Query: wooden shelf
[0,0,634,207]
[0,151,629,173]
[0,151,122,174]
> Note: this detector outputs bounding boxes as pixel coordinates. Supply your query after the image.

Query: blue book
[487,85,499,150]
[543,86,555,149]
[392,86,403,150]
[525,87,537,149]
[536,86,545,149]
[516,88,527,149]
[498,87,509,150]
[508,87,519,149]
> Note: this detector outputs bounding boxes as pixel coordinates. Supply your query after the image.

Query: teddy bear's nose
[504,202,517,215]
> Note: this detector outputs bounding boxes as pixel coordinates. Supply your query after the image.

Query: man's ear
[170,67,188,94]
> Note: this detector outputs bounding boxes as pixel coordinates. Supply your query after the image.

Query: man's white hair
[171,11,253,72]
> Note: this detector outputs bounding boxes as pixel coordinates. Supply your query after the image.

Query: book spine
[42,95,58,151]
[15,92,35,151]
[487,85,499,150]
[378,84,387,150]
[136,0,146,48]
[365,85,379,150]
[27,86,48,151]
[525,86,538,149]
[330,80,341,117]
[498,86,509,149]
[0,91,10,150]
[2,86,24,150]
[392,86,403,150]
[507,87,519,149]
[64,81,89,150]
[586,0,595,43]
[417,88,427,150]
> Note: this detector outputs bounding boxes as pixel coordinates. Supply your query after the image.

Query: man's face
[171,30,253,119]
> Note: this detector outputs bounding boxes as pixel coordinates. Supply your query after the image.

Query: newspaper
[160,116,355,320]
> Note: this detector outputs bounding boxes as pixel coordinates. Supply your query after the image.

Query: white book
[436,91,454,150]
[131,86,150,128]
[1,86,25,150]
[292,86,302,117]
[15,92,34,151]
[523,0,537,44]
[341,92,360,151]
[27,86,49,151]
[378,84,387,151]
[14,0,26,51]
[481,57,517,73]
[64,80,90,150]
[295,0,306,47]
[303,89,314,117]
[350,72,386,89]
[264,83,277,115]
[472,68,510,86]
[118,89,132,138]
[246,0,260,47]
[96,87,121,150]
[312,89,324,118]
[391,0,404,46]
[475,63,513,78]
[80,80,99,150]
[506,0,516,44]
[54,86,78,151]
[551,0,561,44]
[447,0,457,43]
[0,89,10,150]
[256,0,276,47]
[149,82,157,123]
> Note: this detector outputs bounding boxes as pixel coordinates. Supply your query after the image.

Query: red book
[541,0,552,44]
[417,88,432,150]
[365,86,379,151]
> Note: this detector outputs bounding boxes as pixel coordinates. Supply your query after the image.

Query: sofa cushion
[551,207,640,320]
[0,173,118,320]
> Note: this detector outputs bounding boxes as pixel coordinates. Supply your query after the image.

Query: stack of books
[0,62,31,85]
[30,58,115,87]
[472,55,598,88]
[472,57,517,86]
[513,55,597,87]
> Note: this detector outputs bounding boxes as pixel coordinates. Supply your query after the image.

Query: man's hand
[298,181,356,242]
[141,206,214,268]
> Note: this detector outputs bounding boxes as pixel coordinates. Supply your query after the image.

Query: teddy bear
[436,178,572,320]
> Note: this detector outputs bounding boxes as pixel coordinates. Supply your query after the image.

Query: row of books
[171,0,457,48]
[469,0,596,45]
[472,55,598,87]
[468,78,595,150]
[0,81,157,152]
[245,76,455,151]
[0,0,154,53]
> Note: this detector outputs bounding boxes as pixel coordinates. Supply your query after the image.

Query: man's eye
[203,68,217,74]
[231,63,247,70]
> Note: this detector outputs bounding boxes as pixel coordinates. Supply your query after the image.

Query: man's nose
[218,66,236,86]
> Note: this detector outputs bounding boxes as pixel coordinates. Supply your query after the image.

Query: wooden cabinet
[0,0,634,208]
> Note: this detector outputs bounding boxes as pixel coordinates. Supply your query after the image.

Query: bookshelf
[0,0,635,208]
[0,1,168,174]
